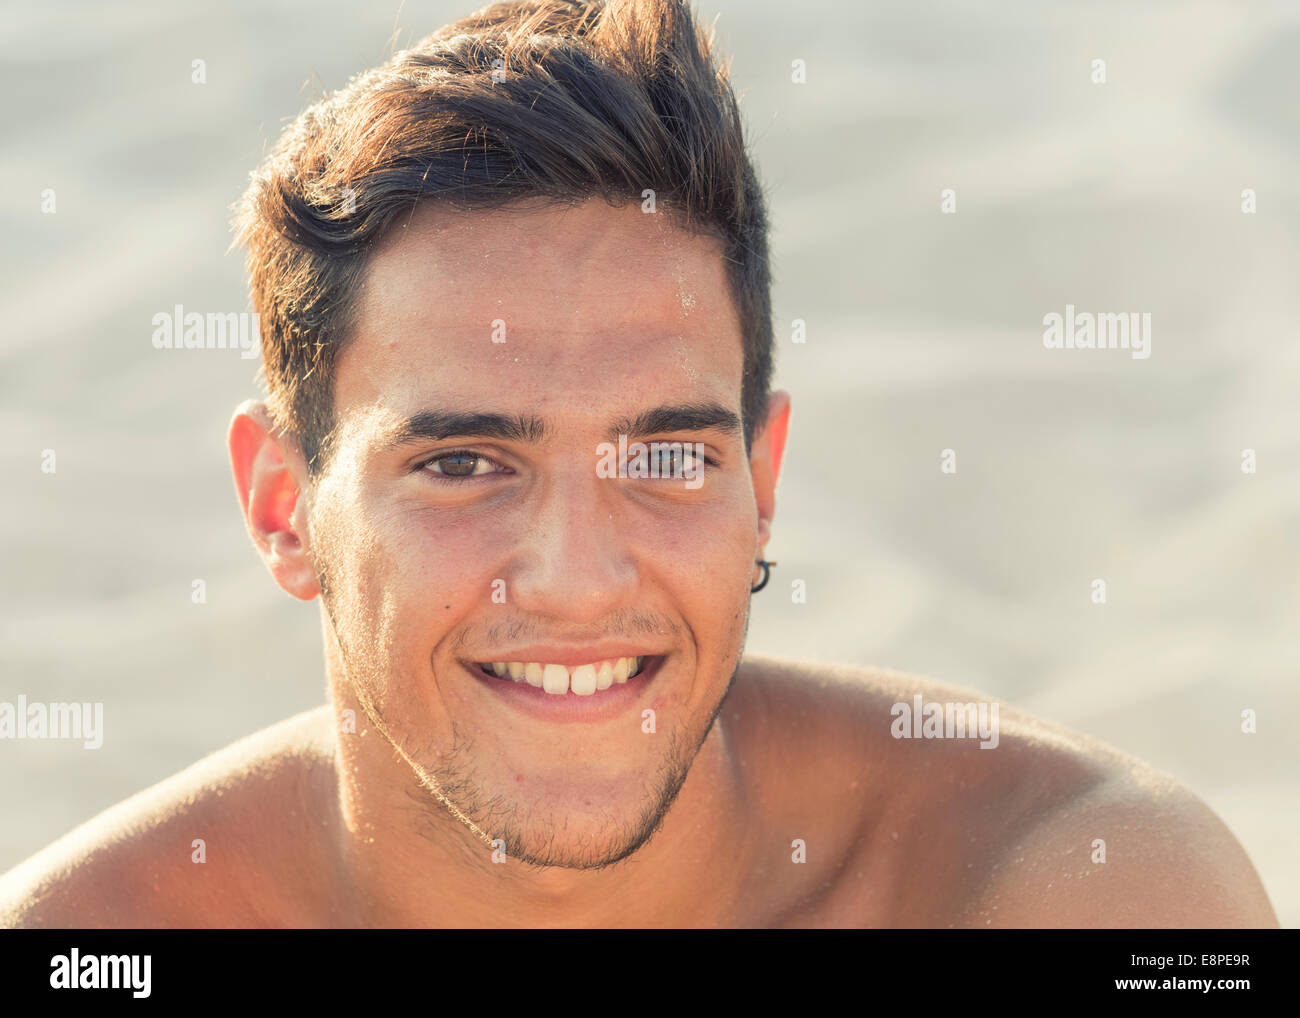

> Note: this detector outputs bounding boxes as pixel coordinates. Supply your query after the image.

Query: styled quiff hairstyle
[234,0,773,475]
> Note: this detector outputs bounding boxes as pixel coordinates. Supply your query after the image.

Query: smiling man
[301,193,771,882]
[0,0,1279,928]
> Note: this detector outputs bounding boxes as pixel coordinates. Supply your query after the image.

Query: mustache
[455,609,681,651]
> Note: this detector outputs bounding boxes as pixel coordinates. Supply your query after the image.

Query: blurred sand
[1,0,1297,924]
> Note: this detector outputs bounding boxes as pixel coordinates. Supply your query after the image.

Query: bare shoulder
[731,655,1277,928]
[964,768,1279,928]
[731,652,1114,820]
[0,706,339,929]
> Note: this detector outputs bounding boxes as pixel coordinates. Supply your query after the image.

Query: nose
[507,460,638,625]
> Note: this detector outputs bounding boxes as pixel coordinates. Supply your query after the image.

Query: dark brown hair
[233,0,773,475]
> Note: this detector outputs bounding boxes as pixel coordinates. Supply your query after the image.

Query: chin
[453,732,695,870]
[497,802,670,871]
[492,767,673,867]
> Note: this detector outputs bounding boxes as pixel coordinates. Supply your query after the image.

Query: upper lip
[467,643,667,668]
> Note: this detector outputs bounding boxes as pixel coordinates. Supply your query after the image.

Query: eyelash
[415,446,722,483]
[417,449,510,482]
[641,448,719,470]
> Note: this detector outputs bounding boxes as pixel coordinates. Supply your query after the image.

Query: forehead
[335,199,744,442]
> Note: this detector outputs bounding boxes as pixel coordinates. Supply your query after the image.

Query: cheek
[383,501,517,598]
[309,491,455,652]
[353,503,520,682]
[643,478,756,576]
[629,484,757,629]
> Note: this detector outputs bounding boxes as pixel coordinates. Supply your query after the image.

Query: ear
[227,400,320,600]
[748,389,791,556]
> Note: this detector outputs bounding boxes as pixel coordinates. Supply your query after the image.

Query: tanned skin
[0,201,1279,928]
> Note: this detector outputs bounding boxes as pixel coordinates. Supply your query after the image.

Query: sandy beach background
[2,0,1297,925]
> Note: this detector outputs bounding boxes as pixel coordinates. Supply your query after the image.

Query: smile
[476,657,648,695]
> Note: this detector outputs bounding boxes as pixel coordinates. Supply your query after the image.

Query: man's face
[307,199,762,868]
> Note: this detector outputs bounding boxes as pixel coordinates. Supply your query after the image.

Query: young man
[0,0,1278,928]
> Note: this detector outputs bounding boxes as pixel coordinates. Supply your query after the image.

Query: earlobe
[227,401,320,601]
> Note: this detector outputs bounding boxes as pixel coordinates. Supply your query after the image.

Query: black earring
[751,559,775,593]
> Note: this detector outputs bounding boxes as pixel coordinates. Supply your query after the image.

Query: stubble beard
[315,542,752,872]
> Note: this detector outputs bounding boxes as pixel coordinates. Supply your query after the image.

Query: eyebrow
[379,410,548,450]
[377,402,742,451]
[605,402,742,443]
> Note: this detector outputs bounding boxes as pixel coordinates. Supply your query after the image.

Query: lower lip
[464,656,664,723]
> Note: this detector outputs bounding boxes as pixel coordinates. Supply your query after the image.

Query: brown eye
[421,450,508,481]
[434,452,480,477]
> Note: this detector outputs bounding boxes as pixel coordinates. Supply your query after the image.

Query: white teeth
[542,663,569,695]
[478,656,653,694]
[570,664,597,696]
